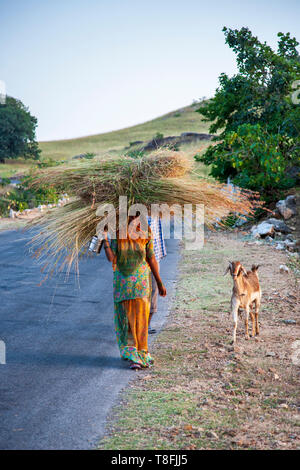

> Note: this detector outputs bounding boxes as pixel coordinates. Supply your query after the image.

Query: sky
[1,0,299,141]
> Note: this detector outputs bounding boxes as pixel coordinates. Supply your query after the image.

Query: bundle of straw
[28,150,262,277]
[29,150,191,205]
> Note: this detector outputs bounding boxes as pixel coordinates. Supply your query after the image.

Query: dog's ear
[237,264,247,276]
[224,262,232,276]
[251,264,260,271]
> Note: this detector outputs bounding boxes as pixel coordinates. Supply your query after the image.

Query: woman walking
[103,217,167,370]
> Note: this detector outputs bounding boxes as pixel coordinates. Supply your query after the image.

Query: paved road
[0,229,179,449]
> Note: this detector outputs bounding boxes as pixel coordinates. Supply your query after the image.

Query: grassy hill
[39,103,210,161]
[0,103,211,178]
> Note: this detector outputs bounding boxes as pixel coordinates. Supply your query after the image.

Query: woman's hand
[102,230,108,241]
[147,255,167,297]
[102,233,114,262]
[157,281,167,297]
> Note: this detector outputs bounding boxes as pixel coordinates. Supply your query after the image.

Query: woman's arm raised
[102,232,115,262]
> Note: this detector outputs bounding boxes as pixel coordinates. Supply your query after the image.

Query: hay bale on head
[28,150,262,277]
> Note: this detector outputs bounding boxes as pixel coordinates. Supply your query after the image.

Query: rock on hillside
[249,193,300,257]
[276,195,297,220]
[125,132,214,152]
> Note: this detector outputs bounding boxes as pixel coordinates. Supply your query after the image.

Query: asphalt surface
[0,229,179,449]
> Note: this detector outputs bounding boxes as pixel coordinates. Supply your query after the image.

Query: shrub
[36,158,64,168]
[125,149,145,159]
[0,176,60,216]
[153,132,164,140]
[81,152,96,160]
[0,177,11,186]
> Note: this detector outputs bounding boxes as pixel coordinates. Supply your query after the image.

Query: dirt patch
[100,231,300,450]
[0,218,28,232]
[0,209,41,232]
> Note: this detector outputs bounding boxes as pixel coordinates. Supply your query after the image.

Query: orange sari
[110,234,154,367]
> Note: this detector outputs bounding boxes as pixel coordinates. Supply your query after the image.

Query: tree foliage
[198,124,298,199]
[196,27,300,199]
[0,96,40,162]
[0,174,59,216]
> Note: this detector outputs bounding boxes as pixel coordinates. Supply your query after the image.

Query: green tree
[196,27,300,199]
[0,96,40,162]
[199,28,300,137]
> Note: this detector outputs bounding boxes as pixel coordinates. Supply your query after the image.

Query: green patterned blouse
[110,237,154,303]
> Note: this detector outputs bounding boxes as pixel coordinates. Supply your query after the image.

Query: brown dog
[225,261,261,343]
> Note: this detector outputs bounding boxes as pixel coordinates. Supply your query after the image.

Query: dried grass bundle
[29,150,191,205]
[28,150,262,277]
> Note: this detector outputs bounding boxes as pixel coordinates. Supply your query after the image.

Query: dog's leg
[250,303,255,337]
[254,299,260,336]
[245,305,250,340]
[232,298,239,344]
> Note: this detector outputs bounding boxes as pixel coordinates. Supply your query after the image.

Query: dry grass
[27,151,261,277]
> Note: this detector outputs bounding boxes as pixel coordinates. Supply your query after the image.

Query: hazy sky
[1,0,299,141]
